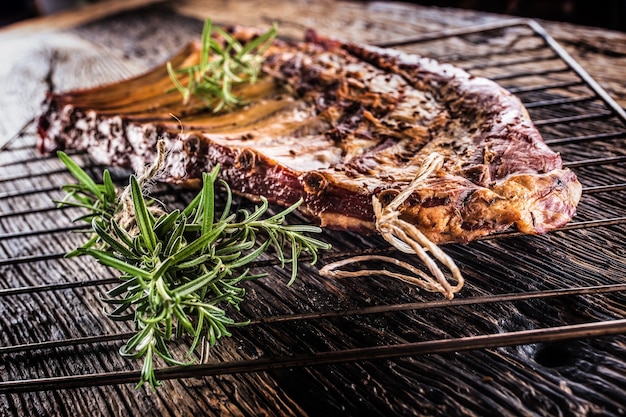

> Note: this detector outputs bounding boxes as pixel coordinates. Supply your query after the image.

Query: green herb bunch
[167,18,278,111]
[57,151,330,390]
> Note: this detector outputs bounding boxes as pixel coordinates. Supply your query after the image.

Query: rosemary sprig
[57,152,330,390]
[167,18,278,111]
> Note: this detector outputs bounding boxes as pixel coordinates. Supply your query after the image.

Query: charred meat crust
[37,26,582,244]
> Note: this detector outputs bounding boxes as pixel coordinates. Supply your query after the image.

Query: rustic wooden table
[1,1,626,416]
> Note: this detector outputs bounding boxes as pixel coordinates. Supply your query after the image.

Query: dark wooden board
[1,3,626,416]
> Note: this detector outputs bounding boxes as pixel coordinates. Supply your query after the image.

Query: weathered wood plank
[1,2,626,416]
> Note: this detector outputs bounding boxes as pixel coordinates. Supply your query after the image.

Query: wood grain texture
[1,1,626,416]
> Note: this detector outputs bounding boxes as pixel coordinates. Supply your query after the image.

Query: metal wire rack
[1,16,626,410]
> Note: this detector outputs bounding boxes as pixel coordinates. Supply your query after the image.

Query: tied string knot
[115,140,168,235]
[319,153,464,299]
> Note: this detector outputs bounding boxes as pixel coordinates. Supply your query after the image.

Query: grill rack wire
[1,18,626,395]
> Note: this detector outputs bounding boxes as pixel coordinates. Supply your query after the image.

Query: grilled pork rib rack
[37,26,582,245]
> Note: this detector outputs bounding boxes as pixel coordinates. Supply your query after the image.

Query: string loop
[320,153,464,299]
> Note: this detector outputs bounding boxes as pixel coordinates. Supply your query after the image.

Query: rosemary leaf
[201,170,217,235]
[170,222,226,262]
[83,249,153,282]
[102,170,117,203]
[91,218,137,259]
[153,209,181,237]
[130,175,157,252]
[176,266,222,298]
[57,151,100,196]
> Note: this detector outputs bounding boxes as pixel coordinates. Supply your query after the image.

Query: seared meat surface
[38,27,582,244]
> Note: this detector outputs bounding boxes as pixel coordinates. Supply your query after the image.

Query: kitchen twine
[118,113,185,229]
[115,139,168,234]
[319,153,464,299]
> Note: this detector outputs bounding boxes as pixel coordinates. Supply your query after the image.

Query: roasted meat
[38,26,582,245]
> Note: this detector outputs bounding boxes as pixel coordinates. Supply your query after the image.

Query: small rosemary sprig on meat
[57,150,330,390]
[167,18,278,111]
